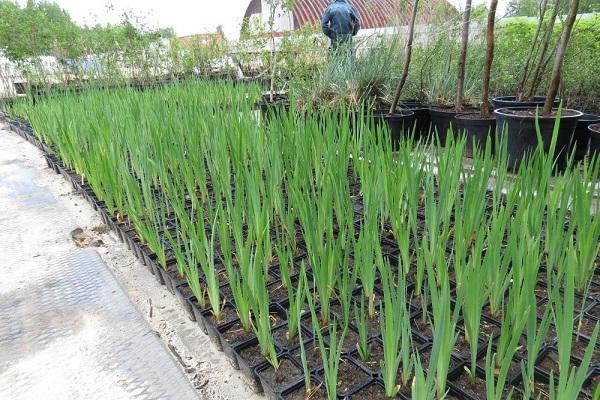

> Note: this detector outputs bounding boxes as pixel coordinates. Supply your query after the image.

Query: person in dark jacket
[321,0,361,51]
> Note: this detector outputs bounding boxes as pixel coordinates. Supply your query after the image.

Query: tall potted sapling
[455,0,498,157]
[377,0,421,142]
[260,0,294,109]
[494,0,583,168]
[429,0,475,145]
[493,0,563,108]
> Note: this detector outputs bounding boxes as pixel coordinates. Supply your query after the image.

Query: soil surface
[292,340,323,372]
[358,340,384,372]
[452,372,488,398]
[221,320,255,345]
[238,342,267,367]
[258,358,303,388]
[272,324,302,350]
[502,108,580,117]
[283,382,327,400]
[430,105,478,113]
[335,359,369,396]
[455,113,495,121]
[205,304,238,327]
[348,381,387,399]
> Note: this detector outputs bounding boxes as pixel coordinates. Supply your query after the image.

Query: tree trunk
[269,6,277,103]
[389,0,420,114]
[526,0,562,100]
[270,33,276,103]
[516,0,548,100]
[543,0,580,115]
[480,0,498,119]
[455,0,472,113]
[528,38,559,101]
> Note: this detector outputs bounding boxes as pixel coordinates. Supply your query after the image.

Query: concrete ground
[0,123,262,400]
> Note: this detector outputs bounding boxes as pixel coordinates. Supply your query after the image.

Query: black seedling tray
[5,113,599,399]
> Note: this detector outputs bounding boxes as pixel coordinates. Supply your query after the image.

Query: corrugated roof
[243,0,457,31]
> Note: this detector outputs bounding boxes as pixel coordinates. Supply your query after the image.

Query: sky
[17,0,510,39]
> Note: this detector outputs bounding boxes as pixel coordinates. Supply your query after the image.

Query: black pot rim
[455,112,496,122]
[579,113,600,123]
[493,95,548,102]
[372,109,415,118]
[428,106,457,116]
[589,123,600,134]
[494,107,583,120]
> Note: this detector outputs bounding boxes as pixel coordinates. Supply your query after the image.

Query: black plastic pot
[494,107,583,169]
[256,355,304,400]
[276,376,322,400]
[372,109,416,147]
[492,96,560,110]
[217,320,252,370]
[408,106,431,139]
[173,283,196,321]
[201,308,225,351]
[234,338,275,393]
[146,258,163,281]
[255,93,290,123]
[189,298,208,335]
[454,113,496,157]
[429,107,460,146]
[573,114,600,161]
[395,100,431,139]
[588,123,600,157]
[160,267,176,294]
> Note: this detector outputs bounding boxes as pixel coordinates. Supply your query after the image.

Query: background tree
[542,0,580,114]
[0,0,81,61]
[264,0,295,102]
[481,0,499,118]
[456,0,473,112]
[507,0,598,16]
[389,0,420,114]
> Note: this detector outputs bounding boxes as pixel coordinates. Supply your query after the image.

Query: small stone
[90,239,104,247]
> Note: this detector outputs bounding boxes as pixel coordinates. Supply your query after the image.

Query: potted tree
[256,0,294,117]
[455,0,498,157]
[429,0,476,146]
[494,0,583,168]
[493,0,563,108]
[378,0,421,143]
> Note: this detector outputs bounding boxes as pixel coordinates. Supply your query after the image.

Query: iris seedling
[354,295,370,362]
[249,241,279,369]
[379,259,413,396]
[426,261,460,398]
[458,226,488,383]
[306,279,346,400]
[549,246,600,399]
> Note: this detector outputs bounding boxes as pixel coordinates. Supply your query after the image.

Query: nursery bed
[3,110,599,400]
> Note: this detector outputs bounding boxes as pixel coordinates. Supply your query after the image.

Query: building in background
[242,0,458,36]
